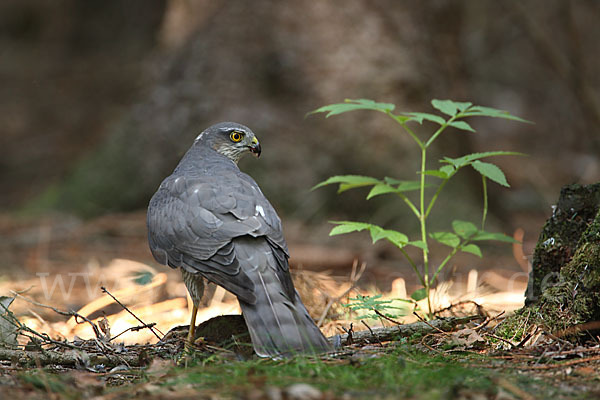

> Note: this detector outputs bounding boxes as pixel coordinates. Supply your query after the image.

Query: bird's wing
[147,168,292,304]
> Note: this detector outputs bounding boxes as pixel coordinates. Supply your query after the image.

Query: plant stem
[425,115,457,148]
[389,113,424,149]
[420,116,458,318]
[425,178,449,218]
[481,176,488,230]
[431,244,462,284]
[399,248,426,288]
[419,146,431,316]
[396,193,420,218]
[426,291,433,318]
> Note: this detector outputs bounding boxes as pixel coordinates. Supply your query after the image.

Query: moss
[504,202,600,340]
[495,307,534,342]
[526,183,600,305]
[564,243,600,323]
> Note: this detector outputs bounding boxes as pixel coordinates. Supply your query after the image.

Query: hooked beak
[249,137,261,157]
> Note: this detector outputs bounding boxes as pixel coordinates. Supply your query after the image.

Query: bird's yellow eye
[230,131,244,143]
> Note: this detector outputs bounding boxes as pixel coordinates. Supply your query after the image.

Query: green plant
[343,294,415,322]
[310,99,529,318]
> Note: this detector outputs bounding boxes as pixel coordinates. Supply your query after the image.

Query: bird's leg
[180,270,204,354]
[185,304,199,351]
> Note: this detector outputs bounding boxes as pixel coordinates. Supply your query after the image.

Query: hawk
[147,122,332,357]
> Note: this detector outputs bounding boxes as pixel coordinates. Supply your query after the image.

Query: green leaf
[329,221,371,236]
[365,225,385,243]
[388,177,432,188]
[471,160,509,187]
[382,178,427,192]
[344,294,391,310]
[329,221,408,248]
[308,99,395,118]
[390,114,411,124]
[364,180,425,200]
[472,230,519,243]
[312,175,381,191]
[462,244,483,258]
[366,183,398,200]
[371,229,408,248]
[384,231,410,248]
[343,295,409,319]
[397,180,426,192]
[431,99,463,117]
[383,177,403,185]
[408,240,428,250]
[448,120,476,132]
[421,170,448,179]
[439,165,455,177]
[411,288,427,302]
[338,183,373,193]
[430,231,460,247]
[368,226,409,247]
[441,151,526,169]
[404,112,446,125]
[452,220,479,239]
[460,105,531,123]
[455,101,473,112]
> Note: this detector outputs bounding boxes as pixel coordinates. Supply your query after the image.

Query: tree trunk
[526,183,600,305]
[514,183,600,337]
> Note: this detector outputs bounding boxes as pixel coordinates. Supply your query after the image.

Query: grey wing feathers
[147,162,291,304]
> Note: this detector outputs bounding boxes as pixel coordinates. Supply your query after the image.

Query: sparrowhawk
[147,122,332,357]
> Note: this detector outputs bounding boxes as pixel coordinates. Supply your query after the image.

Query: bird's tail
[233,236,332,357]
[239,289,332,357]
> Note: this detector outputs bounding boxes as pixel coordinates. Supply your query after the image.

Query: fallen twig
[374,309,402,326]
[413,312,451,336]
[473,311,505,332]
[516,328,537,348]
[110,322,158,342]
[0,302,79,350]
[100,286,162,341]
[554,321,600,338]
[434,300,487,318]
[544,346,600,357]
[361,320,383,347]
[521,355,600,370]
[328,316,477,347]
[341,323,354,346]
[481,332,517,349]
[0,347,150,368]
[12,292,104,340]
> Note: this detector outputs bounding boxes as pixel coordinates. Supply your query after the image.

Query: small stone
[285,383,322,400]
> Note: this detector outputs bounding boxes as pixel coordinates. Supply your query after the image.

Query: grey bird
[147,122,332,357]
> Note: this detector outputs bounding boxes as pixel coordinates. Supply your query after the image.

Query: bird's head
[195,122,261,163]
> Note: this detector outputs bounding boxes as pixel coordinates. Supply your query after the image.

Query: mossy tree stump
[510,183,600,338]
[526,183,600,305]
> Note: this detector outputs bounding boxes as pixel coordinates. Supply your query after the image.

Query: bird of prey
[147,122,332,357]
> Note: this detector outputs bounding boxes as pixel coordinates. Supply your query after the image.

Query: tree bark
[526,183,600,305]
[516,183,600,337]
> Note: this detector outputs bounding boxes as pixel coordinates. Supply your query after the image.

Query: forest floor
[0,212,598,399]
[1,322,599,400]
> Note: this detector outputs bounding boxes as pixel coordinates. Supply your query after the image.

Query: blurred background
[1,0,599,342]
